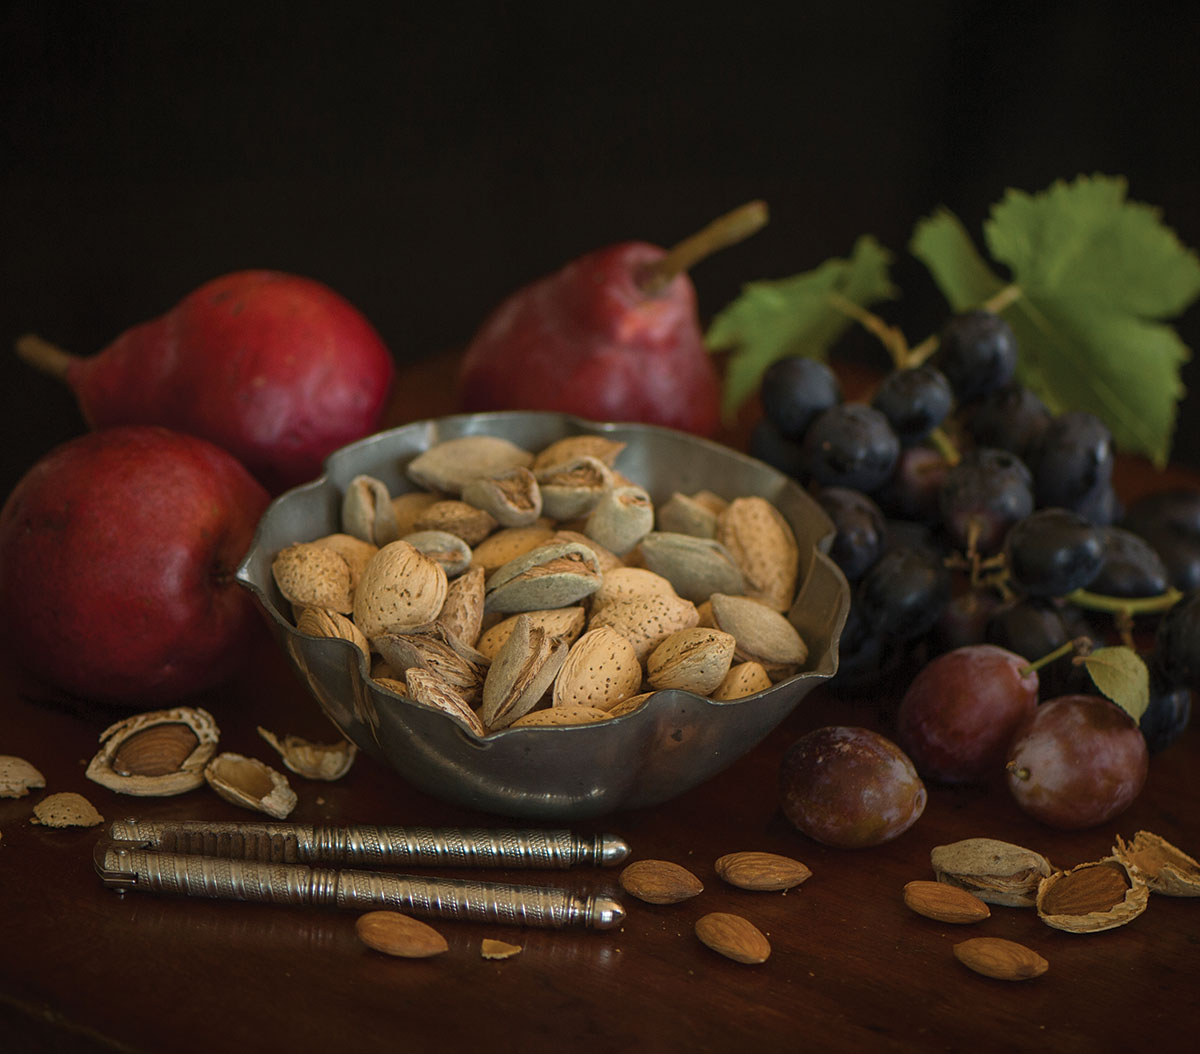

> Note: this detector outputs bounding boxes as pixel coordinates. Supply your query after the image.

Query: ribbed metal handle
[106,818,629,869]
[94,841,624,929]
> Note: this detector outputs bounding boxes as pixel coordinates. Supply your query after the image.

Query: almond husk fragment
[31,791,105,828]
[656,491,720,538]
[356,911,448,958]
[619,859,704,904]
[536,455,614,521]
[953,937,1047,981]
[0,755,46,799]
[903,880,990,924]
[256,727,358,781]
[1112,830,1200,896]
[1036,857,1149,933]
[715,851,811,891]
[405,668,487,737]
[695,912,771,964]
[480,938,523,960]
[930,837,1053,908]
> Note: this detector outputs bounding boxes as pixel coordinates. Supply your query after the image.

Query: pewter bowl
[236,412,850,820]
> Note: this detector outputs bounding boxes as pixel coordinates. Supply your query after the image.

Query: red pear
[17,270,395,492]
[0,426,270,706]
[457,202,767,436]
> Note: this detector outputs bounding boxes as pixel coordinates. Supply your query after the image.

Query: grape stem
[1064,586,1183,617]
[1017,635,1093,679]
[907,284,1025,366]
[825,292,910,369]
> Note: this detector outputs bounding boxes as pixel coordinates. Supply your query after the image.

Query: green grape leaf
[706,235,896,421]
[1081,645,1150,724]
[911,175,1200,467]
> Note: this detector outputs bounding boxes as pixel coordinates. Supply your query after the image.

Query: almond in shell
[715,495,800,612]
[646,627,736,695]
[552,626,643,712]
[587,591,699,664]
[273,542,354,614]
[353,540,449,639]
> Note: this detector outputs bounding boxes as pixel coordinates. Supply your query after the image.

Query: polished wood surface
[2,356,1197,1053]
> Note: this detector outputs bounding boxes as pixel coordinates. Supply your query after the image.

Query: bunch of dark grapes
[751,309,1199,756]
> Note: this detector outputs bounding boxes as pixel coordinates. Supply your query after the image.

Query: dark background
[3,1,1199,497]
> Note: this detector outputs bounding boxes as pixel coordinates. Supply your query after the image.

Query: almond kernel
[903,880,991,923]
[695,912,771,964]
[355,911,448,958]
[619,859,704,904]
[953,937,1048,980]
[715,851,812,891]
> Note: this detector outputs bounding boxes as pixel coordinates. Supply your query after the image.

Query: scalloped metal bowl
[236,412,850,820]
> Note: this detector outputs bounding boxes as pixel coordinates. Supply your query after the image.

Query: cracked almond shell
[1112,830,1200,896]
[1035,857,1149,933]
[0,755,46,799]
[204,752,298,819]
[86,706,220,797]
[257,727,358,781]
[930,837,1054,908]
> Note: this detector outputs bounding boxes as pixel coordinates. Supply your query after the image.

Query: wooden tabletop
[2,355,1197,1053]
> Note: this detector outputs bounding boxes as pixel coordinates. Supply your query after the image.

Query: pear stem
[639,200,769,295]
[16,333,77,382]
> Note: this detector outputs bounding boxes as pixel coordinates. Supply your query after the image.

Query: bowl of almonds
[236,411,850,818]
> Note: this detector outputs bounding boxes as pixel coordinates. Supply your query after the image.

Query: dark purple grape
[800,403,900,493]
[961,383,1052,462]
[1073,478,1122,526]
[1122,489,1200,591]
[814,487,887,583]
[830,602,911,692]
[1028,411,1114,512]
[870,365,954,445]
[855,543,951,640]
[985,597,1092,699]
[933,310,1018,402]
[874,447,949,524]
[760,356,842,440]
[1090,526,1170,598]
[1141,662,1193,754]
[929,588,1004,655]
[748,418,807,478]
[1003,508,1104,597]
[939,448,1035,553]
[1153,590,1200,692]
